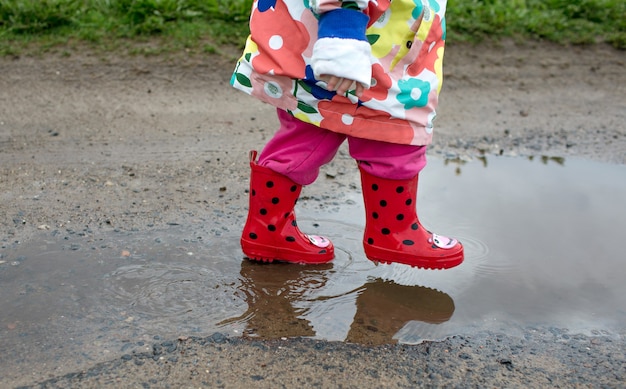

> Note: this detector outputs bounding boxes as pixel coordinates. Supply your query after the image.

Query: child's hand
[310,9,372,100]
[319,75,366,98]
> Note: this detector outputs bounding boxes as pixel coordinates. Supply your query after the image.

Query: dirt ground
[1,41,625,240]
[1,41,625,387]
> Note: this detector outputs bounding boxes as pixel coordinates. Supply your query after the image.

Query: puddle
[1,156,625,383]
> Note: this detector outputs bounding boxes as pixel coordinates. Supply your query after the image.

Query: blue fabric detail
[304,64,318,82]
[258,0,277,12]
[304,66,337,100]
[317,8,369,41]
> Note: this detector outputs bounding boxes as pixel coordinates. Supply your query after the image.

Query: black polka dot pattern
[358,168,463,268]
[242,163,334,264]
[361,171,432,251]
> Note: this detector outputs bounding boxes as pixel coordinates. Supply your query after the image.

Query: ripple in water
[315,218,510,297]
[101,234,246,335]
[107,263,219,316]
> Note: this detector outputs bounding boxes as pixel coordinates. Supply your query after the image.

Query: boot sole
[364,245,464,270]
[241,239,334,265]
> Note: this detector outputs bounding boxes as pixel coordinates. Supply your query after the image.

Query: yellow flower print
[367,0,420,61]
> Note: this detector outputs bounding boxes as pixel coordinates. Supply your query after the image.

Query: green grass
[0,0,624,56]
[447,0,626,47]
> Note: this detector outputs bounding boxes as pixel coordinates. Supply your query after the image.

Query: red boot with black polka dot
[359,166,464,269]
[241,151,335,264]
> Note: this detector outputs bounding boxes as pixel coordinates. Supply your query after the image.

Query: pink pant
[259,109,427,185]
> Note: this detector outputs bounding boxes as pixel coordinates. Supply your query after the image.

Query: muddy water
[1,156,625,383]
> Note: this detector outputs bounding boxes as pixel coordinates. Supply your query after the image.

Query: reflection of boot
[241,151,334,264]
[359,166,464,269]
[225,260,332,338]
[346,278,455,345]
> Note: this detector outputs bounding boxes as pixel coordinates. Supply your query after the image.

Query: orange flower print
[318,100,416,144]
[250,0,310,79]
[407,14,445,77]
[360,63,393,102]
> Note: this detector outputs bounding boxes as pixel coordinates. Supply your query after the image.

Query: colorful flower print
[397,78,431,109]
[318,100,417,144]
[368,0,418,60]
[249,0,310,78]
[302,65,337,100]
[360,63,393,102]
[231,0,448,146]
[250,73,298,111]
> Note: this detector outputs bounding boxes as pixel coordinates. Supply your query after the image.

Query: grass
[0,0,624,57]
[448,0,626,47]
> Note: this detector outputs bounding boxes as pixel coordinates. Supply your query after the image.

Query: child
[231,0,464,269]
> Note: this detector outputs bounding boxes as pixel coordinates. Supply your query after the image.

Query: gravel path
[1,41,625,388]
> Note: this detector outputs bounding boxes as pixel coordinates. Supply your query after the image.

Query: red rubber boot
[241,151,334,264]
[359,166,463,269]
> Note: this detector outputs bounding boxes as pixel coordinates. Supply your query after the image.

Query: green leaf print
[244,53,251,62]
[367,34,380,45]
[297,102,318,114]
[235,73,252,88]
[298,80,312,94]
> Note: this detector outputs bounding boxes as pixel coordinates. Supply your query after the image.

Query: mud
[1,41,625,387]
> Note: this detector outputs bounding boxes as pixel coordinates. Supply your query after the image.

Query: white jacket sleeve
[310,8,372,88]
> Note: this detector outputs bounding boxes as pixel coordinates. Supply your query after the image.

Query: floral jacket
[231,0,447,146]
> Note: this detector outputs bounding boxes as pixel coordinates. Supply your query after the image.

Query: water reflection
[224,260,455,345]
[444,153,566,175]
[346,279,454,345]
[1,155,626,385]
[223,261,331,338]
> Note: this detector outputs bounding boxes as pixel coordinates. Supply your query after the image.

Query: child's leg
[241,109,344,264]
[259,109,346,185]
[347,137,464,269]
[347,137,427,179]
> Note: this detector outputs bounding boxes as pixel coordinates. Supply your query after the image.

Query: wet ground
[2,156,625,387]
[1,43,625,387]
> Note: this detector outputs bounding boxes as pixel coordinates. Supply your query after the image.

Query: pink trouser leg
[259,109,427,184]
[259,109,346,185]
[347,137,427,180]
